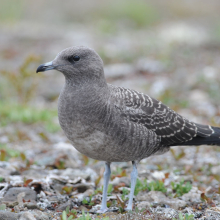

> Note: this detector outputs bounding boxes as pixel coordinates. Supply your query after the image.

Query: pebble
[31,210,50,220]
[0,211,21,220]
[211,165,220,175]
[110,177,130,187]
[136,191,186,209]
[61,167,97,182]
[2,187,37,203]
[19,212,36,220]
[136,58,165,74]
[56,200,73,211]
[181,187,202,203]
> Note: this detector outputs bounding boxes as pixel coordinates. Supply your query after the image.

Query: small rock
[211,165,220,175]
[22,169,49,179]
[82,189,94,197]
[0,211,21,220]
[162,208,179,219]
[32,210,49,220]
[151,171,165,180]
[110,177,130,187]
[137,201,151,210]
[24,202,38,210]
[78,206,88,212]
[136,58,165,74]
[206,209,220,219]
[61,167,97,182]
[181,187,202,203]
[165,198,186,210]
[56,200,73,211]
[194,211,202,218]
[3,187,37,202]
[136,191,186,209]
[19,212,36,220]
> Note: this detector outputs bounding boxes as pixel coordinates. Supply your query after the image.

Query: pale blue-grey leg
[98,162,111,213]
[126,161,138,211]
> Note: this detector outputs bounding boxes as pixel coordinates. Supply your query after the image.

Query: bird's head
[36,46,105,85]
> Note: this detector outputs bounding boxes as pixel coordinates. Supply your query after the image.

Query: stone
[2,187,37,202]
[56,200,73,211]
[181,187,202,203]
[32,210,50,220]
[0,211,21,220]
[61,167,97,182]
[136,191,186,209]
[22,169,49,179]
[19,212,36,220]
[211,165,220,175]
[24,202,38,210]
[136,58,164,74]
[137,201,151,210]
[110,177,130,187]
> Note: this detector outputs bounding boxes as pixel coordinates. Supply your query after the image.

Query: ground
[0,1,220,219]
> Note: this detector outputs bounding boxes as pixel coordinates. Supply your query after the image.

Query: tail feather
[174,125,220,146]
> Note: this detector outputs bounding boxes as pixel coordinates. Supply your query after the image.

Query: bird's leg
[98,162,111,213]
[125,161,138,211]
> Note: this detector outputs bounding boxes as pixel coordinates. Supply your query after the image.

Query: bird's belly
[59,117,162,162]
[62,124,144,162]
[70,129,110,161]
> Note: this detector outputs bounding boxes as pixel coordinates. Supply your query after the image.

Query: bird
[36,46,220,212]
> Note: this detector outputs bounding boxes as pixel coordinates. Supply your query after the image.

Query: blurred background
[0,0,220,218]
[1,0,220,120]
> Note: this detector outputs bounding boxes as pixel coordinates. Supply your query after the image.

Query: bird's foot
[97,207,109,213]
[124,205,132,212]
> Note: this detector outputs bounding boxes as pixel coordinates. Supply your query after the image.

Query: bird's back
[108,84,218,148]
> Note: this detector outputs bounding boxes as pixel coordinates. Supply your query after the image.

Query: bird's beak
[36,61,55,73]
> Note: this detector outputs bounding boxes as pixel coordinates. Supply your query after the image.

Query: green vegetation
[61,207,77,220]
[96,0,159,30]
[0,101,59,132]
[175,213,194,220]
[134,178,192,198]
[0,143,26,162]
[82,195,94,207]
[0,0,25,23]
[1,55,41,104]
[61,209,109,220]
[158,89,189,111]
[121,187,130,201]
[171,179,192,197]
[134,179,167,196]
[0,54,60,132]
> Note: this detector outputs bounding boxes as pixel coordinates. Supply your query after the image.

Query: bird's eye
[68,55,80,63]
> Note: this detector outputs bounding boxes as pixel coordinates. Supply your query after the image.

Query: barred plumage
[36,46,220,212]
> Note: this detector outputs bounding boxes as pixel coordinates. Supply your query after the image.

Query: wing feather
[111,85,213,147]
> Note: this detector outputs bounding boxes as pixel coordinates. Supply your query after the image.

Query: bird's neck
[64,76,108,98]
[59,78,110,115]
[58,78,111,135]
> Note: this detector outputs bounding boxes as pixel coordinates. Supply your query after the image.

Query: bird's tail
[177,124,220,146]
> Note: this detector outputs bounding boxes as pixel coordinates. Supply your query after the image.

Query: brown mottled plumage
[36,46,220,212]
